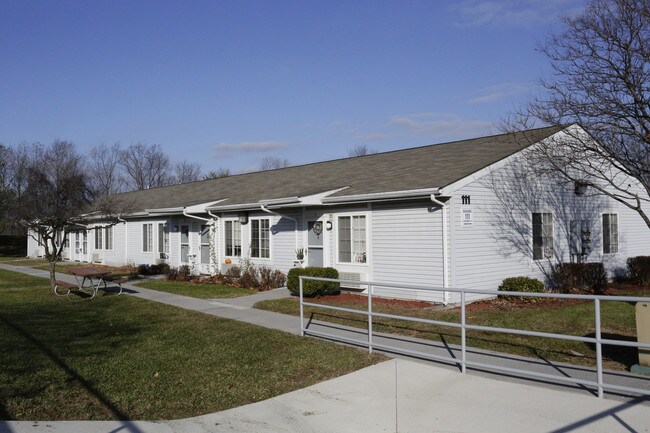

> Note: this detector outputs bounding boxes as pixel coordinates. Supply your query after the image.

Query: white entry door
[307,220,324,267]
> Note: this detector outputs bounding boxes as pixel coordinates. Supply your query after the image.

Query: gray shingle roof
[108,125,563,214]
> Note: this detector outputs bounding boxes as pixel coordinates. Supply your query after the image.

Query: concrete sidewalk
[2,358,649,433]
[1,261,649,432]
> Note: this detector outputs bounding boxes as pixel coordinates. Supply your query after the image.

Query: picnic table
[53,266,127,300]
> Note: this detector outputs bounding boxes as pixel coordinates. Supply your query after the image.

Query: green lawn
[255,290,650,371]
[0,269,384,420]
[134,280,255,299]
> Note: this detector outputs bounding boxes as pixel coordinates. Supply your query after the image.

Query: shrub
[137,264,150,275]
[166,265,192,282]
[287,267,339,297]
[221,266,242,286]
[239,266,260,289]
[258,266,287,291]
[627,256,650,286]
[551,262,608,294]
[155,262,170,275]
[499,277,544,302]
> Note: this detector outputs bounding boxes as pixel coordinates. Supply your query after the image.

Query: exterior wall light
[325,221,333,231]
[238,212,249,225]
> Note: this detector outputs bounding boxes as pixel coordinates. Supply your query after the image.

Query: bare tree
[172,160,202,184]
[88,142,124,196]
[348,144,377,157]
[259,156,290,171]
[120,143,171,190]
[203,167,231,179]
[512,0,650,229]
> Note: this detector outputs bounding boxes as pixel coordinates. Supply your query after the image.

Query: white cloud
[453,0,582,28]
[389,112,494,139]
[465,82,531,104]
[213,141,289,157]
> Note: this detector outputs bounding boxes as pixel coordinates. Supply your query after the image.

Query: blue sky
[0,0,584,173]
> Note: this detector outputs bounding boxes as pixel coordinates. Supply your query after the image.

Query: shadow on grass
[584,332,639,369]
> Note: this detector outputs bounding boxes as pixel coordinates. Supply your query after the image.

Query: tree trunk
[49,259,57,292]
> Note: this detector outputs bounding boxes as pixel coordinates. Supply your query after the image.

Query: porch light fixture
[238,212,249,225]
[173,225,179,232]
[325,221,333,231]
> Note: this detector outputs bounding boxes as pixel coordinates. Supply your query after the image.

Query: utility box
[632,302,650,375]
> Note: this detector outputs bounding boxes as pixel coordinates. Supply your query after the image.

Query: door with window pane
[198,224,211,274]
[180,225,190,264]
[307,220,324,267]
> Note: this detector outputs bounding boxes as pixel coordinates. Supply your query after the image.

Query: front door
[307,220,324,267]
[198,224,212,274]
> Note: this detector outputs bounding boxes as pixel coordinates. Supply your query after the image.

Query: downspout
[118,217,128,265]
[430,194,450,305]
[260,205,299,256]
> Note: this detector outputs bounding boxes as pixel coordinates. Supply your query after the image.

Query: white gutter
[260,204,299,254]
[207,197,301,211]
[322,187,440,204]
[430,194,450,305]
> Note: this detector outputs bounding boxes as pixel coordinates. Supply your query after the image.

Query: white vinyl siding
[602,213,618,254]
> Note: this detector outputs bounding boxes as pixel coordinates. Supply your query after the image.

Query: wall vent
[339,272,362,289]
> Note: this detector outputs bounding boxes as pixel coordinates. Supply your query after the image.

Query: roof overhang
[322,187,440,204]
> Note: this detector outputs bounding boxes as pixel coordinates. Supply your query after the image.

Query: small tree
[120,142,171,190]
[348,144,377,157]
[172,160,202,184]
[259,156,290,171]
[6,141,129,291]
[512,0,650,230]
[88,142,125,196]
[203,167,231,179]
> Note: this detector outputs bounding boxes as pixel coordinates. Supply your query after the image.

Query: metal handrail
[298,275,650,399]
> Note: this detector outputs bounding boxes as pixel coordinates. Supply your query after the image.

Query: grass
[134,280,255,299]
[0,269,384,420]
[255,289,650,371]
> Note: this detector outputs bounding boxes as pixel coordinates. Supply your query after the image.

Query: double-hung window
[143,223,153,252]
[251,218,270,259]
[224,220,241,257]
[158,223,169,255]
[105,227,113,250]
[532,213,553,260]
[338,215,367,263]
[602,214,618,254]
[95,228,103,250]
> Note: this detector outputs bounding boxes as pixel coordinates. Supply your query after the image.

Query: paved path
[1,261,649,432]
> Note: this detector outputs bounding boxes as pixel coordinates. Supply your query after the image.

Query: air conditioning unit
[221,262,237,274]
[339,272,362,289]
[91,252,102,263]
[34,247,44,257]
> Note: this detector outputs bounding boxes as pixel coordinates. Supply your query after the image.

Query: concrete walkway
[1,261,649,432]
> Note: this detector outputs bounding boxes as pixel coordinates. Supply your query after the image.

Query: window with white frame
[200,225,211,264]
[224,220,241,257]
[180,225,190,262]
[251,218,270,258]
[105,226,113,250]
[338,215,367,263]
[602,213,618,254]
[143,223,153,252]
[158,223,169,255]
[95,228,103,250]
[532,213,553,260]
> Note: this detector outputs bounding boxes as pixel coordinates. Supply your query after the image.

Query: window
[200,225,211,264]
[95,228,103,250]
[143,223,153,252]
[224,220,241,257]
[603,214,618,254]
[532,213,553,260]
[180,225,189,262]
[158,223,169,255]
[338,215,367,263]
[105,227,113,250]
[251,218,270,258]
